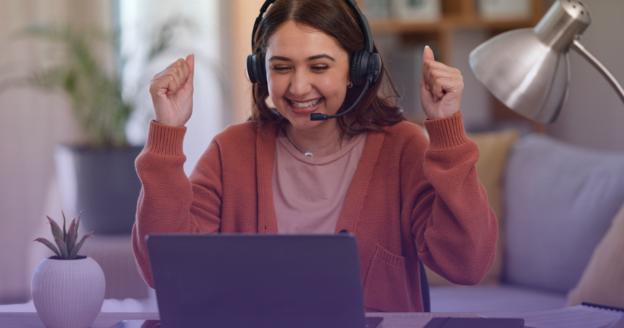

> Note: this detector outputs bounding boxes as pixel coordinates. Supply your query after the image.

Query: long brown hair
[250,0,405,134]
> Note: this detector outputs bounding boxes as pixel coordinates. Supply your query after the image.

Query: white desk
[2,308,621,328]
[0,311,481,328]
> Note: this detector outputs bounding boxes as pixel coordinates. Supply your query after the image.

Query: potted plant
[11,24,141,235]
[2,20,196,235]
[32,212,104,328]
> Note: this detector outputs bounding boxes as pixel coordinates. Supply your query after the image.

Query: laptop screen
[147,234,369,328]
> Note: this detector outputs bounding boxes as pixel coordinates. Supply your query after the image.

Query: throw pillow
[566,200,624,307]
[424,129,519,286]
[504,135,624,293]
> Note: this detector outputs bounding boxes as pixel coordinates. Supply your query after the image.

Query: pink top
[273,127,368,234]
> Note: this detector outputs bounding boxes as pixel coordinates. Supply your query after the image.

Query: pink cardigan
[132,111,498,312]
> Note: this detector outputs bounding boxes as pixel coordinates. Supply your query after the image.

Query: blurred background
[1,0,623,312]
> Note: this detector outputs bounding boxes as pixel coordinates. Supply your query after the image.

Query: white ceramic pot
[32,256,105,328]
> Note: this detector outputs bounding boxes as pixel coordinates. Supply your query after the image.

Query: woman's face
[265,20,350,132]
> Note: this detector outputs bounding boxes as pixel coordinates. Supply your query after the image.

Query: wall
[546,0,624,152]
[450,30,492,129]
[231,0,266,124]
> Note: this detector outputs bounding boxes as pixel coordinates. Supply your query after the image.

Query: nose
[289,69,312,97]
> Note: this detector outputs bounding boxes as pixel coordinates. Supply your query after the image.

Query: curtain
[119,0,225,175]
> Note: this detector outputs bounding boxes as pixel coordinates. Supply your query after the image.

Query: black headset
[246,0,382,121]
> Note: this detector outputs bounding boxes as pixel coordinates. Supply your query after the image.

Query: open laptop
[138,234,383,328]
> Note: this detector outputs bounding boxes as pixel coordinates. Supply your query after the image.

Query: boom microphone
[309,77,372,121]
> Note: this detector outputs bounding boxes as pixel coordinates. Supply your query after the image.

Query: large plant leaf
[68,232,93,259]
[15,24,132,148]
[54,238,69,259]
[46,216,64,241]
[147,16,198,60]
[33,238,60,257]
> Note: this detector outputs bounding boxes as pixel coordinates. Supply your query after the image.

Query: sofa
[426,130,624,312]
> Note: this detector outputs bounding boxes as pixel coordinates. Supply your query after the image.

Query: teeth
[288,98,321,109]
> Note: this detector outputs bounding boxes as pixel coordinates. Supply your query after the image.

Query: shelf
[364,0,546,129]
[369,16,537,34]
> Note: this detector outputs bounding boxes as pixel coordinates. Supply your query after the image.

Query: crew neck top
[273,127,368,234]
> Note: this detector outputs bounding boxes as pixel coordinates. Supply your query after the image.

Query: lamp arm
[571,39,624,104]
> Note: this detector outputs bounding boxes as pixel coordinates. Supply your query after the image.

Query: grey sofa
[429,133,624,312]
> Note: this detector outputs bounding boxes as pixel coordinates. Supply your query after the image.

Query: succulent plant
[34,212,93,260]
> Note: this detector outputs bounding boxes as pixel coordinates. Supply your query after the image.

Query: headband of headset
[247,0,381,93]
[251,0,375,56]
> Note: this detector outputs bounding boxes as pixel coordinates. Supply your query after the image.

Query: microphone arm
[309,76,372,121]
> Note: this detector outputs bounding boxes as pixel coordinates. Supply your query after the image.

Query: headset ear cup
[369,52,382,83]
[350,51,363,86]
[247,54,267,85]
[259,56,267,85]
[246,54,258,84]
[252,55,264,85]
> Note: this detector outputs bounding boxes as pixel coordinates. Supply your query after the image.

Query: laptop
[139,234,383,328]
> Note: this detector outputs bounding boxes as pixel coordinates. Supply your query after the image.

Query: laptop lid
[147,234,369,328]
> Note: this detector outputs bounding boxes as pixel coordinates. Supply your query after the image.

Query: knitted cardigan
[132,111,498,312]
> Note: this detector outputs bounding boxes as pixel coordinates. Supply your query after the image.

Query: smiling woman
[132,0,498,314]
[250,0,404,145]
[266,21,352,149]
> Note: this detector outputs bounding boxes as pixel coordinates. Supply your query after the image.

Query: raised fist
[420,46,463,120]
[149,54,195,127]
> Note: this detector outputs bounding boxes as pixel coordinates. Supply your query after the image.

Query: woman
[132,0,497,313]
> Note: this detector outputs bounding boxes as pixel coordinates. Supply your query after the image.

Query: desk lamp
[469,0,624,124]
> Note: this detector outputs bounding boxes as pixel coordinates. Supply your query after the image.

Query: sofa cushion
[429,285,567,312]
[567,200,624,307]
[425,129,519,286]
[504,134,624,293]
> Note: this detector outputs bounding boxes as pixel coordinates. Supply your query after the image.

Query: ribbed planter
[32,256,105,328]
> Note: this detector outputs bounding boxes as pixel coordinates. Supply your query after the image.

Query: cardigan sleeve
[131,120,223,288]
[409,111,498,285]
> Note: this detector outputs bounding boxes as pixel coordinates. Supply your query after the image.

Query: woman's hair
[250,0,405,134]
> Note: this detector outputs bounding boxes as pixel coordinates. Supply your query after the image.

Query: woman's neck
[286,121,349,158]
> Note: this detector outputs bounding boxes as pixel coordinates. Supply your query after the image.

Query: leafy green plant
[15,25,132,149]
[0,17,214,148]
[34,212,93,260]
[3,18,197,148]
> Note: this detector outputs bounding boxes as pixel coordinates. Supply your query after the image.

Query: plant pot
[55,145,143,235]
[32,256,105,328]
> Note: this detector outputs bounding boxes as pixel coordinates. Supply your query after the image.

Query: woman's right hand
[149,54,195,127]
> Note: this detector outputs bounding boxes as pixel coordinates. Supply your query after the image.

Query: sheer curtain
[119,0,226,175]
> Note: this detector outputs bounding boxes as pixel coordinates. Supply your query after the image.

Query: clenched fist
[420,46,463,120]
[149,54,195,127]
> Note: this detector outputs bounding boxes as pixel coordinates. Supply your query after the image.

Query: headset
[246,0,382,121]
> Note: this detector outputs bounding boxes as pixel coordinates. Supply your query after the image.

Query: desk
[0,312,481,328]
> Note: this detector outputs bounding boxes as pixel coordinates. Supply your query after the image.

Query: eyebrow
[268,54,335,62]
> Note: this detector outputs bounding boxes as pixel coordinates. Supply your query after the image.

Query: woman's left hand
[420,46,464,120]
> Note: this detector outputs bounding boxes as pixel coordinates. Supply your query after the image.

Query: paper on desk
[481,305,622,328]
